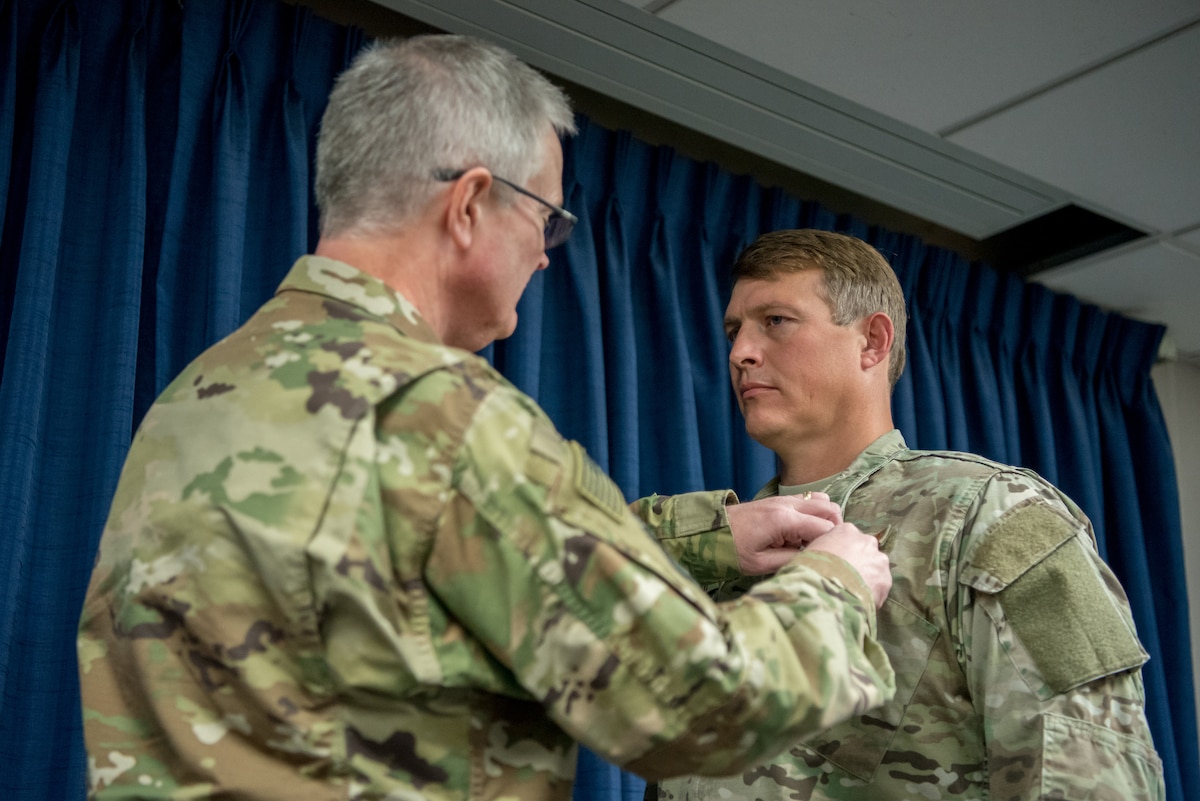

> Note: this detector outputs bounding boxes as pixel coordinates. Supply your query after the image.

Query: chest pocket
[798,597,939,780]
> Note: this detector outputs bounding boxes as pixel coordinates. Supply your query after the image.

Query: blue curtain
[0,1,362,797]
[0,2,1193,800]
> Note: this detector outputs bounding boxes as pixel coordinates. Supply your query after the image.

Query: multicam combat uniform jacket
[78,256,895,801]
[660,430,1163,801]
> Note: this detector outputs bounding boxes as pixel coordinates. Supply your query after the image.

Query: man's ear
[444,168,493,249]
[861,312,894,373]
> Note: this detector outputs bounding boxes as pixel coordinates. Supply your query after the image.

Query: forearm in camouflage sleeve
[622,550,893,779]
[433,385,894,780]
[630,491,743,583]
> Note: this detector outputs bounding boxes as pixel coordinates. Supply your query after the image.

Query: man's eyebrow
[726,302,786,324]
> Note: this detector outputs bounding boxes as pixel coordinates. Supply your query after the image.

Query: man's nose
[728,331,760,366]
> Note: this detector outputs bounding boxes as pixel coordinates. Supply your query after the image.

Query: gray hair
[732,229,909,387]
[315,35,576,237]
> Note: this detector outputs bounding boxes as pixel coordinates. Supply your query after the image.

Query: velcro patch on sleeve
[970,502,1074,585]
[974,504,1147,694]
[570,441,626,523]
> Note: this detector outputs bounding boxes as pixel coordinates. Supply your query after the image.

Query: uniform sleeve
[629,491,744,583]
[955,476,1164,800]
[427,379,895,780]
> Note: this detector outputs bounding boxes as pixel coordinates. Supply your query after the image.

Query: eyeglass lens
[544,215,574,249]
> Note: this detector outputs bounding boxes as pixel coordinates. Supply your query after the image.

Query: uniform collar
[276,255,443,346]
[756,429,908,504]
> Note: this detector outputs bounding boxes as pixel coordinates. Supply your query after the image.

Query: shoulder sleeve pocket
[962,501,1147,694]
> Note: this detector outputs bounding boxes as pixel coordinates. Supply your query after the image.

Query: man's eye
[766,315,786,326]
[725,328,739,343]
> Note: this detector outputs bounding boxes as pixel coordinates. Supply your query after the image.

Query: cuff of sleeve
[661,490,741,582]
[664,489,739,537]
[787,551,878,633]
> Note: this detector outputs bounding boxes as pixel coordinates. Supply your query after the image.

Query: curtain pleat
[638,195,704,492]
[154,0,227,388]
[680,169,741,492]
[0,5,83,793]
[592,136,643,493]
[966,267,1015,462]
[0,0,15,266]
[209,0,255,332]
[0,3,1194,800]
[0,1,154,795]
[895,243,949,451]
[1072,304,1110,544]
[1101,317,1191,792]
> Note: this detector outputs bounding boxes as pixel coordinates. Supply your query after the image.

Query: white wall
[1151,358,1200,765]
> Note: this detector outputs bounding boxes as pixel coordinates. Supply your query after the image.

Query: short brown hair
[732,229,908,386]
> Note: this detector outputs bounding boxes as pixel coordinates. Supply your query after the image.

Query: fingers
[804,523,892,608]
[727,495,847,575]
[786,491,843,525]
[747,546,812,575]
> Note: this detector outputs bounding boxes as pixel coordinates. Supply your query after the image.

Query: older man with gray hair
[78,38,893,801]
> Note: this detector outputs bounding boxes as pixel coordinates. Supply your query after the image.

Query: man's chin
[742,417,783,450]
[497,313,518,341]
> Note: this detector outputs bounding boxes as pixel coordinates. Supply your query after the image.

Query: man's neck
[776,418,893,486]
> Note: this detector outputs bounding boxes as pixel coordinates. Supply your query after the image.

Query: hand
[805,523,892,608]
[727,493,844,575]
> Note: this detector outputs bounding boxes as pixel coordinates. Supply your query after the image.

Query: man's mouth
[739,381,776,400]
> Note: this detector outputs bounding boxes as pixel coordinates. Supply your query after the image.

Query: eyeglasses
[433,168,577,249]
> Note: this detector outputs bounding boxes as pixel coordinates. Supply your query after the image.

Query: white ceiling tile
[1179,225,1200,252]
[1034,240,1200,355]
[946,26,1200,234]
[648,0,1198,132]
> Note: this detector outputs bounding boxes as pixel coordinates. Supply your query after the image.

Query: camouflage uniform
[77,256,895,801]
[659,430,1164,801]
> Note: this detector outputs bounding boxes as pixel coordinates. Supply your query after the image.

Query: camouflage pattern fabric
[631,492,745,584]
[658,430,1164,801]
[77,256,895,801]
